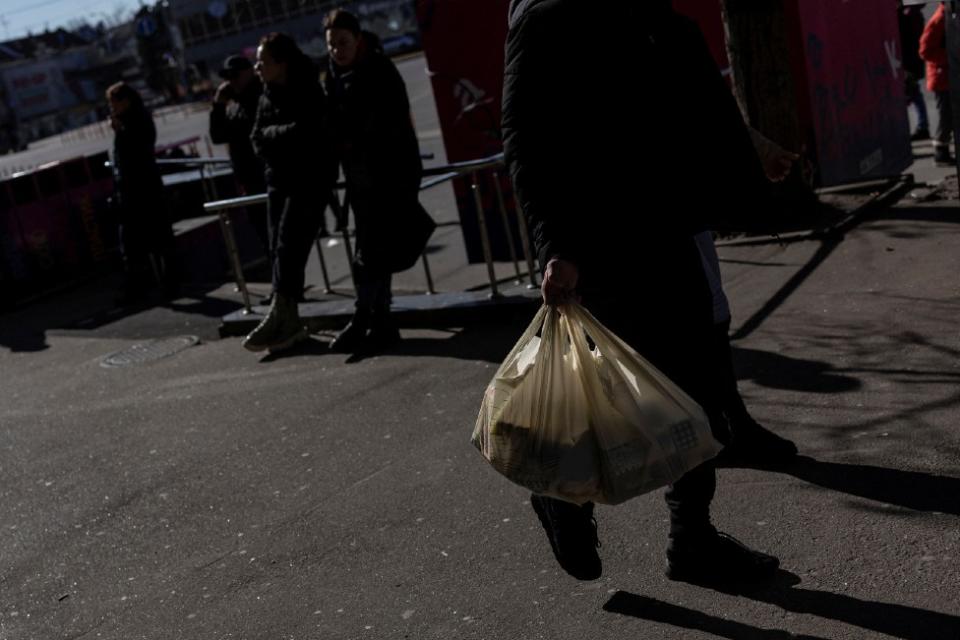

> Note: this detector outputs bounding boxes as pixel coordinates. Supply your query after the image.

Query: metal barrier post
[421,251,436,294]
[510,190,539,289]
[198,164,213,202]
[491,171,523,284]
[470,173,500,298]
[217,209,253,314]
[313,232,334,295]
[205,166,220,201]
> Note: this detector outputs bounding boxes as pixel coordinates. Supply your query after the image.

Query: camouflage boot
[242,293,307,353]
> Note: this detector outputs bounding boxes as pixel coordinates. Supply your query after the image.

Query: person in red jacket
[920,2,954,166]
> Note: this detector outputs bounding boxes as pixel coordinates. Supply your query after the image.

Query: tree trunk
[721,0,818,197]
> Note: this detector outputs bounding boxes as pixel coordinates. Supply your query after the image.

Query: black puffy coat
[112,106,164,208]
[251,61,337,193]
[325,37,434,273]
[503,0,770,297]
[210,78,266,192]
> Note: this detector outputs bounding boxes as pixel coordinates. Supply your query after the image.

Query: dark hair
[323,9,361,35]
[258,32,307,65]
[106,81,144,110]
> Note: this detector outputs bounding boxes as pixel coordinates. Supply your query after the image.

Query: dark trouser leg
[935,90,954,157]
[270,189,322,299]
[245,202,271,261]
[906,78,930,132]
[664,460,717,538]
[710,319,798,464]
[119,216,150,286]
[355,262,392,315]
[148,209,177,291]
[711,319,747,436]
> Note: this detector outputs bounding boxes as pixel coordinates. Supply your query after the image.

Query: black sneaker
[666,530,779,584]
[530,494,602,581]
[911,127,930,141]
[717,415,798,467]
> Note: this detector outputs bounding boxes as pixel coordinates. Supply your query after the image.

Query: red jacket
[920,3,949,92]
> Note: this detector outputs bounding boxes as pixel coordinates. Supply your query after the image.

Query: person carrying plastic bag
[474,302,722,506]
[496,0,782,584]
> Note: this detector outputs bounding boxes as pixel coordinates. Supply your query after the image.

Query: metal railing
[202,152,539,314]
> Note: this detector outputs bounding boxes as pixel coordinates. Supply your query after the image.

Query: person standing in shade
[107,81,176,304]
[243,33,338,353]
[323,9,435,354]
[209,54,272,294]
[920,2,954,166]
[900,0,930,141]
[503,0,781,583]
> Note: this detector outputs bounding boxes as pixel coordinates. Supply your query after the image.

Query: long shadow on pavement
[606,568,960,639]
[744,455,960,516]
[731,346,861,393]
[603,590,829,640]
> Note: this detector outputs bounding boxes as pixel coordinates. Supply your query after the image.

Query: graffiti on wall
[800,1,911,186]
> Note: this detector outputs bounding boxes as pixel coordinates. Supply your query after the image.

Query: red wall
[793,0,911,185]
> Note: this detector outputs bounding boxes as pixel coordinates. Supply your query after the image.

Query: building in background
[169,0,420,77]
[0,24,141,152]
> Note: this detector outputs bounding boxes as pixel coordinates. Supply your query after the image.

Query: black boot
[530,494,602,580]
[242,293,307,353]
[330,309,370,353]
[666,529,779,584]
[366,309,400,352]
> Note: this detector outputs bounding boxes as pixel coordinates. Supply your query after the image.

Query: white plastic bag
[472,303,723,505]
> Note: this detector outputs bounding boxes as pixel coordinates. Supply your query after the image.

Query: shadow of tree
[731,346,861,393]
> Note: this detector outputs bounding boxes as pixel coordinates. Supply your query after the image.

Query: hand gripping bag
[472,303,722,505]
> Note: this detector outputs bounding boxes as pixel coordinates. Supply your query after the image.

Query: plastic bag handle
[491,304,551,380]
[563,302,705,415]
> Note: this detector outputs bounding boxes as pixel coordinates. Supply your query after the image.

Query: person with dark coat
[920,2,954,166]
[209,54,271,267]
[243,32,338,353]
[323,9,435,353]
[899,1,930,141]
[503,0,780,583]
[107,81,176,303]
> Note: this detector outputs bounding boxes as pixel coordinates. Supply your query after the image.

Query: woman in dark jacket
[107,81,175,302]
[243,32,338,353]
[324,9,435,353]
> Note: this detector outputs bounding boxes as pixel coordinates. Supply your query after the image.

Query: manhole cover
[101,335,200,368]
